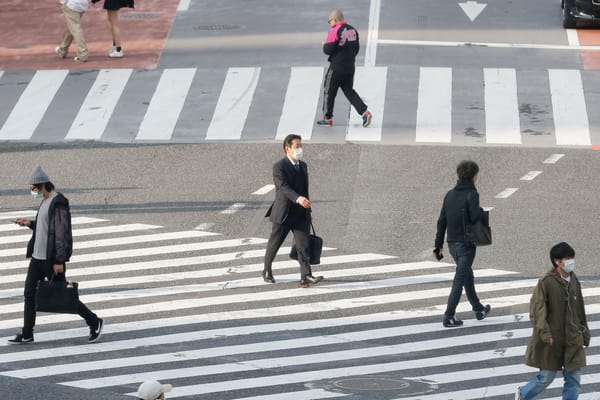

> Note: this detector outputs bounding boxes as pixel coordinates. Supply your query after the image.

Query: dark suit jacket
[265,157,310,225]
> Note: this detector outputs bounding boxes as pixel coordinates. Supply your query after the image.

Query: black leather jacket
[26,192,73,264]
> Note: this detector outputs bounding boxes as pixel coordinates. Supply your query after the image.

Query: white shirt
[60,0,89,13]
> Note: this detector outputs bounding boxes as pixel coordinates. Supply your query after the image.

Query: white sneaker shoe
[109,48,124,58]
[54,46,66,59]
[515,387,521,400]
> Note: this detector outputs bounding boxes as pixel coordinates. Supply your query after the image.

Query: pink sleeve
[325,26,339,44]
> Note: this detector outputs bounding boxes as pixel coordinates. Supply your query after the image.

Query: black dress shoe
[8,333,34,344]
[261,271,275,284]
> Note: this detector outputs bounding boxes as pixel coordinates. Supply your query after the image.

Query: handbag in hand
[289,223,323,265]
[36,276,79,314]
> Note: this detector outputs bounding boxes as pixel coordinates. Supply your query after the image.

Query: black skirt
[103,0,134,10]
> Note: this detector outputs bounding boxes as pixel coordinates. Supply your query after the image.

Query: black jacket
[265,158,310,225]
[26,192,73,264]
[435,179,484,248]
[323,22,359,74]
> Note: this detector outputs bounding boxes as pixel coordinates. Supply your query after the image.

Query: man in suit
[263,134,323,288]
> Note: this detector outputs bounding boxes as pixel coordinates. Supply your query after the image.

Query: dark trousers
[264,214,312,279]
[22,258,98,337]
[323,67,368,119]
[444,242,485,317]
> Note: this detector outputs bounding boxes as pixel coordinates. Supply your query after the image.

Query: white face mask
[31,190,42,199]
[294,147,303,160]
[563,258,575,273]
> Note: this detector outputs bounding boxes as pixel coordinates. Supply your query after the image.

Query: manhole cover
[193,24,242,30]
[307,376,438,397]
[121,13,161,19]
[334,377,410,391]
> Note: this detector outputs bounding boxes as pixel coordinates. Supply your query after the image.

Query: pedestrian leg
[264,223,291,276]
[519,370,557,400]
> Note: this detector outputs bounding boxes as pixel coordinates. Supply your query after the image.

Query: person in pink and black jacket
[317,9,372,128]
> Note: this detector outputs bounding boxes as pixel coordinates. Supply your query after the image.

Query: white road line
[378,38,600,51]
[567,29,580,46]
[194,222,215,230]
[206,67,260,140]
[0,230,214,258]
[252,184,275,195]
[232,390,347,400]
[0,70,68,140]
[0,210,37,220]
[520,171,542,181]
[65,69,132,140]
[484,68,521,144]
[365,0,381,67]
[0,252,382,302]
[221,202,246,214]
[543,153,565,164]
[415,67,452,143]
[135,68,196,140]
[63,324,540,389]
[177,0,191,11]
[346,66,387,141]
[0,237,263,271]
[276,67,322,140]
[549,69,591,146]
[0,268,516,330]
[0,216,106,232]
[0,223,160,245]
[495,188,519,198]
[2,313,530,376]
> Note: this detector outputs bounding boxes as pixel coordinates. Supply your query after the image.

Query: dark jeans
[22,258,99,337]
[323,67,368,119]
[264,214,312,279]
[444,242,485,318]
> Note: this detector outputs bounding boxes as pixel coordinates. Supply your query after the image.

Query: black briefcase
[36,278,79,314]
[289,223,323,265]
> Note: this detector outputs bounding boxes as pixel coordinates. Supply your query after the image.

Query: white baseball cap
[136,380,173,400]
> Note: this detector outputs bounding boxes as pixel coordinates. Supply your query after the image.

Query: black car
[562,0,600,28]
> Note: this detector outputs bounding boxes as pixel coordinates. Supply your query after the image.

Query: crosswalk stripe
[135,68,196,140]
[206,67,260,140]
[0,70,68,140]
[0,223,160,244]
[0,210,37,220]
[549,69,591,145]
[0,252,386,302]
[276,67,323,140]
[0,216,106,233]
[415,67,452,143]
[0,230,214,257]
[484,68,521,144]
[65,69,133,140]
[346,66,387,141]
[0,236,262,271]
[233,390,348,400]
[0,268,518,330]
[8,316,529,380]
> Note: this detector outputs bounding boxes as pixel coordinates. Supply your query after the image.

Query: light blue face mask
[30,190,43,199]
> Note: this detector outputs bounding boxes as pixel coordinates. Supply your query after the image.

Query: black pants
[264,214,312,279]
[444,242,485,317]
[22,258,99,337]
[323,67,368,120]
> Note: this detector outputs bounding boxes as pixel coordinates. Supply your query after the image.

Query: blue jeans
[520,369,581,400]
[444,242,484,317]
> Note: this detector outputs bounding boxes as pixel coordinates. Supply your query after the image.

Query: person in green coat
[516,242,591,400]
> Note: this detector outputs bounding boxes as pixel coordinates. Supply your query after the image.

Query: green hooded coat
[524,269,591,371]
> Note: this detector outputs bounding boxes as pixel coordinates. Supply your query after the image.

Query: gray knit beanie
[28,166,50,185]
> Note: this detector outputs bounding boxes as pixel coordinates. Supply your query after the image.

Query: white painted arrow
[459,1,487,22]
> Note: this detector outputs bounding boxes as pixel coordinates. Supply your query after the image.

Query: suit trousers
[444,242,485,317]
[22,258,99,337]
[58,5,88,60]
[322,67,367,120]
[264,214,312,279]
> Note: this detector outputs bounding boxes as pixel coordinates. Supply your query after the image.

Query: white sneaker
[108,45,116,56]
[109,48,124,58]
[54,46,66,59]
[515,386,521,400]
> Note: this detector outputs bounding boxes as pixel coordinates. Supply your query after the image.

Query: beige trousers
[58,5,88,60]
